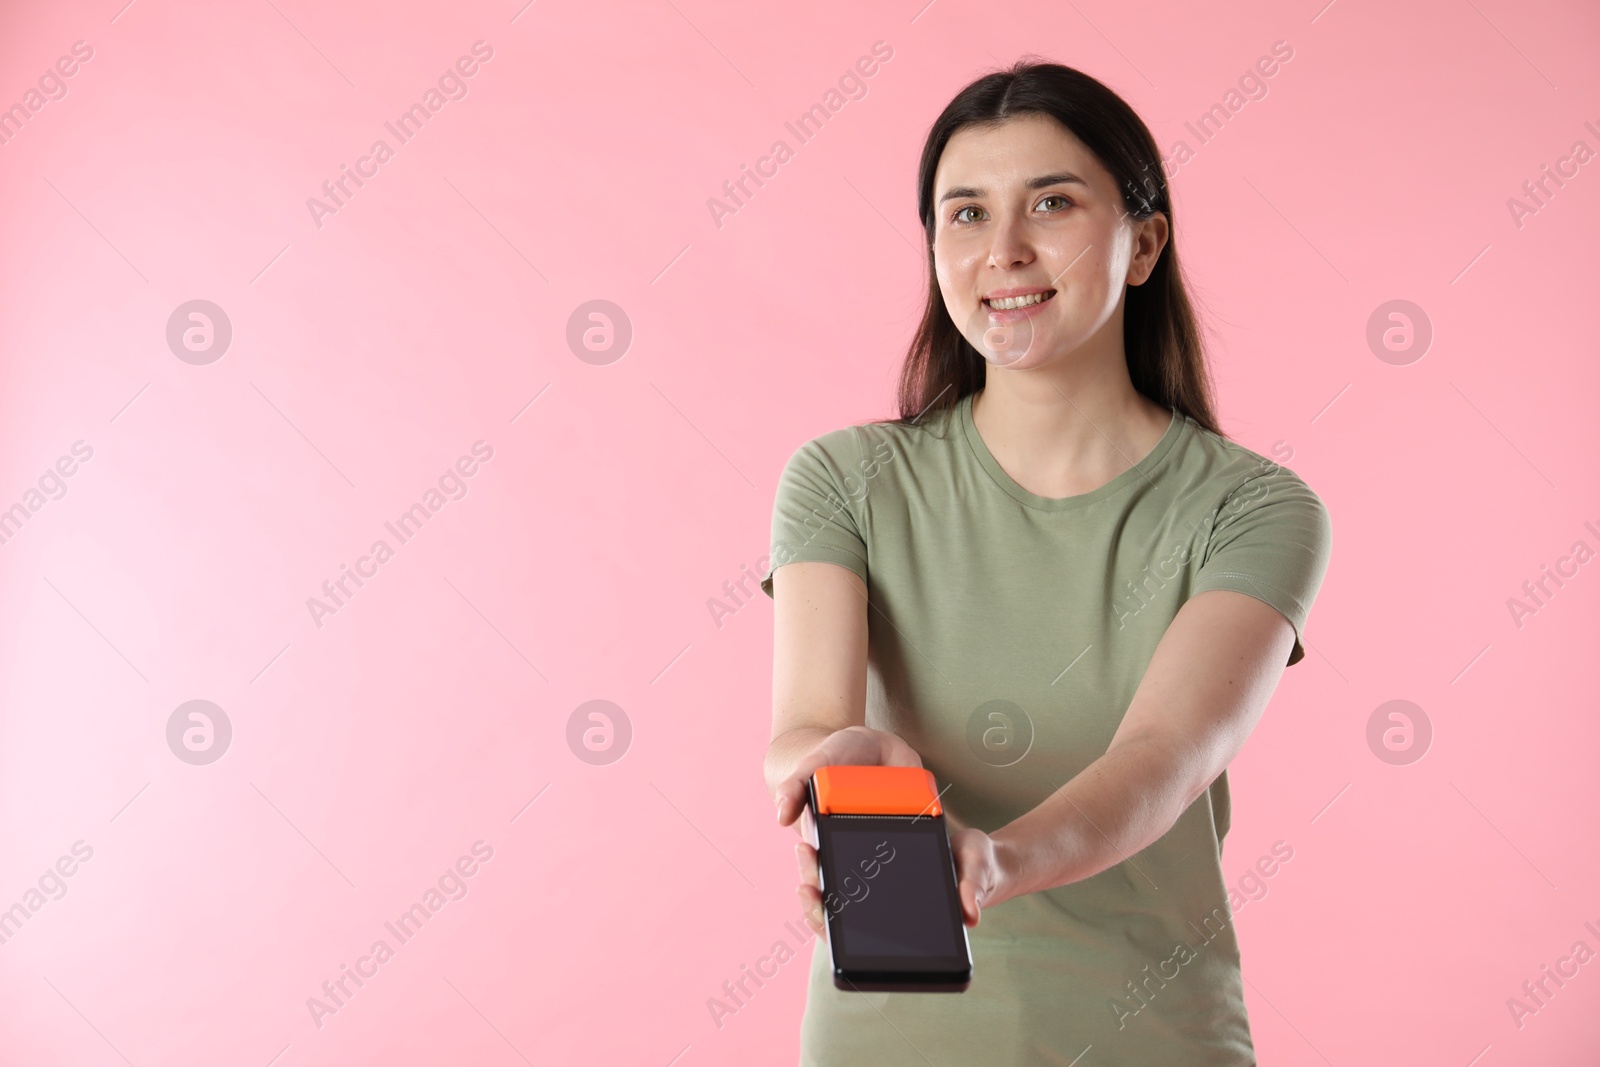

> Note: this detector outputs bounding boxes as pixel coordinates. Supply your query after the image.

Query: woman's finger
[796,883,824,935]
[777,783,821,838]
[949,829,991,927]
[957,877,982,927]
[774,784,800,827]
[774,765,824,829]
[795,841,820,890]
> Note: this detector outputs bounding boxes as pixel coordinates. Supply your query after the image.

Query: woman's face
[930,112,1167,370]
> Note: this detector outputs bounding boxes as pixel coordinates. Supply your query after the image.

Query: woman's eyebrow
[937,171,1088,205]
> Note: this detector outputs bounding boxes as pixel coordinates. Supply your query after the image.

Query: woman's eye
[950,196,1071,225]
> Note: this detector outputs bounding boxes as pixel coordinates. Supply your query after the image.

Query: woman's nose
[986,213,1035,269]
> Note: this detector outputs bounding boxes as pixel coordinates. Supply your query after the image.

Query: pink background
[2,0,1597,1064]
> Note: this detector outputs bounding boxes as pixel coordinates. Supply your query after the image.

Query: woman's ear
[1128,212,1169,287]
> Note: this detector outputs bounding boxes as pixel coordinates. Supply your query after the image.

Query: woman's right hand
[772,724,924,836]
[773,725,923,934]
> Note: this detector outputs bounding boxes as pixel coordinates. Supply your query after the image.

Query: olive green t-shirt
[759,390,1332,1067]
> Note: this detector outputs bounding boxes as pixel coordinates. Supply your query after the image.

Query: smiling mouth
[983,289,1056,310]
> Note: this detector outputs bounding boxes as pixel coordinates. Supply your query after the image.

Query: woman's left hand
[948,826,1013,927]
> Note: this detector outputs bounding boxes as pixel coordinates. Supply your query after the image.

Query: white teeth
[987,291,1050,310]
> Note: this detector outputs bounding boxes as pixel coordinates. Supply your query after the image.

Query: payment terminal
[806,765,973,992]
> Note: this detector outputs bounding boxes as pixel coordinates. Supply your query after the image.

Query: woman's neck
[970,355,1172,499]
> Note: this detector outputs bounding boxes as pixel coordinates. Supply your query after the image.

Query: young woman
[758,60,1333,1065]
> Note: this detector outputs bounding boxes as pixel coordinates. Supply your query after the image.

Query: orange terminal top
[812,765,943,817]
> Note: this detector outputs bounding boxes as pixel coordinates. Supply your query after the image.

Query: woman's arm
[764,561,928,816]
[764,558,866,783]
[765,560,932,930]
[960,589,1299,918]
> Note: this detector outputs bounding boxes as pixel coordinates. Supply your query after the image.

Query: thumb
[960,878,982,927]
[775,779,809,826]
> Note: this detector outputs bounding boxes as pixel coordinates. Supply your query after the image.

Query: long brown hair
[877,58,1222,437]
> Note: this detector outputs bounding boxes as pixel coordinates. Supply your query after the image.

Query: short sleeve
[758,432,869,598]
[1191,462,1332,667]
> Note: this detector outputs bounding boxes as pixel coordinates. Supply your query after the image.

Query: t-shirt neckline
[958,391,1186,511]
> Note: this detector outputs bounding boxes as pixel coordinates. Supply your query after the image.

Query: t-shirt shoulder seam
[798,423,863,456]
[792,426,869,495]
[1197,570,1309,610]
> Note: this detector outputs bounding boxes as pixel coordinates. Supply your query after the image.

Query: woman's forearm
[990,735,1199,900]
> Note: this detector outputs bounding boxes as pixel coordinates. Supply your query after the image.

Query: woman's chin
[975,325,1056,369]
